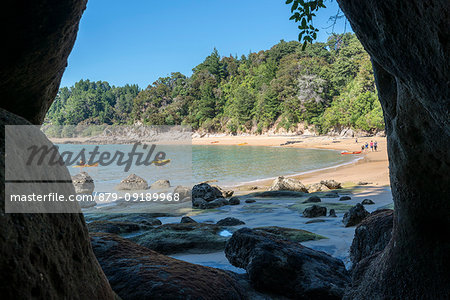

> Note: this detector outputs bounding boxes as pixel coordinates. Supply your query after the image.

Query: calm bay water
[59,144,358,192]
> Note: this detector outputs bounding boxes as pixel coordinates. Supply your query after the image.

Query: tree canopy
[45,33,384,135]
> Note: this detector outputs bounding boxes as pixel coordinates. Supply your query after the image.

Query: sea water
[60,144,359,192]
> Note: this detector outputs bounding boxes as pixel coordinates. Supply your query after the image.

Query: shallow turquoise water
[59,144,358,192]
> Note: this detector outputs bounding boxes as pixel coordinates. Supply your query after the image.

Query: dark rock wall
[0,108,115,299]
[337,1,450,298]
[0,0,87,124]
[0,1,116,299]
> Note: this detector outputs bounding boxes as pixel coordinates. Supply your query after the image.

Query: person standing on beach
[370,141,374,151]
[374,141,378,151]
[361,144,365,152]
[365,142,368,150]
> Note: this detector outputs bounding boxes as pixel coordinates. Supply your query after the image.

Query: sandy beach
[192,135,390,189]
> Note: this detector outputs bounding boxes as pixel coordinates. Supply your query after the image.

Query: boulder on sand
[307,183,330,193]
[350,209,394,267]
[72,171,95,194]
[269,176,308,193]
[225,228,350,299]
[91,232,246,300]
[303,205,327,218]
[212,185,234,198]
[320,180,342,190]
[150,179,170,189]
[116,174,148,190]
[342,203,370,227]
[173,185,191,201]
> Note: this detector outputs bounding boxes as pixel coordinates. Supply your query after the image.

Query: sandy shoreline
[192,135,390,189]
[50,134,390,189]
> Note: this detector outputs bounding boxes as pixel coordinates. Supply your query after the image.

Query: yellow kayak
[73,163,99,168]
[237,143,248,146]
[153,159,171,165]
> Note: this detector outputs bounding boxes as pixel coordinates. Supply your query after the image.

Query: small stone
[245,199,256,203]
[329,209,337,217]
[361,199,375,205]
[229,196,241,205]
[216,217,245,226]
[303,196,321,203]
[306,219,326,224]
[340,196,352,201]
[181,216,197,223]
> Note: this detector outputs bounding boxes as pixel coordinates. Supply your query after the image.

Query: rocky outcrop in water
[191,183,230,209]
[91,233,246,300]
[216,217,245,226]
[225,228,349,299]
[269,176,309,193]
[116,174,148,190]
[303,195,321,203]
[303,205,327,218]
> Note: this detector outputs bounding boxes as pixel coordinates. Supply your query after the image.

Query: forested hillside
[46,33,384,135]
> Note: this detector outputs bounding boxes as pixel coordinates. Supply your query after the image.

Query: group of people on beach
[359,140,378,152]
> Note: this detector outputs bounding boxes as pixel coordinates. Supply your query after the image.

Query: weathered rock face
[225,228,350,299]
[342,204,369,227]
[0,1,87,124]
[0,109,115,299]
[350,209,394,267]
[269,176,309,193]
[116,174,148,190]
[91,233,246,300]
[337,1,450,297]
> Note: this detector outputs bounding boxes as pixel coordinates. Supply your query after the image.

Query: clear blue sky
[61,0,348,89]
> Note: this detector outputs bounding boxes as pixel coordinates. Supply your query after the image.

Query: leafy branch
[286,0,327,49]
